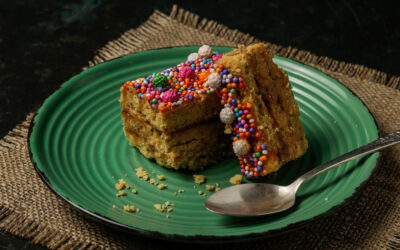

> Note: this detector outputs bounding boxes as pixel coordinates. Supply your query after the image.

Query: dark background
[0,0,399,249]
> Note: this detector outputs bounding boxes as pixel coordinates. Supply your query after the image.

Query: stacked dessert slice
[120,44,308,177]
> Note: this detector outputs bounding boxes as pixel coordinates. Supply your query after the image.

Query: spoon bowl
[205,131,400,216]
[205,183,296,216]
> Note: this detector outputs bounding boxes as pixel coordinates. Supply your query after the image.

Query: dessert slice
[217,43,308,178]
[120,44,307,177]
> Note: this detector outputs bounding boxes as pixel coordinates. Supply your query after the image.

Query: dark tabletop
[0,0,399,249]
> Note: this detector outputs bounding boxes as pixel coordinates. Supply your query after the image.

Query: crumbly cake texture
[217,43,308,177]
[120,44,307,177]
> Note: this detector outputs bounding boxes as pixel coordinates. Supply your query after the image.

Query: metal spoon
[205,131,400,216]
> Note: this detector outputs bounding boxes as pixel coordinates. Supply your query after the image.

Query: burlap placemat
[1,5,400,249]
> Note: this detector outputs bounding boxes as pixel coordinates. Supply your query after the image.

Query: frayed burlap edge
[0,4,399,250]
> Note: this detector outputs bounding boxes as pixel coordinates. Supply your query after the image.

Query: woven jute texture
[1,5,400,249]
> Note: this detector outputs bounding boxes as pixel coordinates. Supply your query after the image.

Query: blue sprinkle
[239,110,243,115]
[136,84,141,88]
[257,166,263,171]
[261,144,267,150]
[222,69,229,75]
[231,99,237,104]
[249,128,255,133]
[189,96,193,100]
[233,77,239,83]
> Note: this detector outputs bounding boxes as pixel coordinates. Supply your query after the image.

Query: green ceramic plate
[29,46,379,242]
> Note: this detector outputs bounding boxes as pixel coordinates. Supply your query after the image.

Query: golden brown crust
[218,43,308,175]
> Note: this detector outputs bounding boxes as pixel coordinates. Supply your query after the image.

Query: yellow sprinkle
[198,190,203,195]
[157,184,167,190]
[131,189,138,194]
[178,189,185,193]
[112,204,116,209]
[167,208,173,213]
[215,187,221,192]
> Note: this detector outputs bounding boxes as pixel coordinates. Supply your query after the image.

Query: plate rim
[27,46,381,243]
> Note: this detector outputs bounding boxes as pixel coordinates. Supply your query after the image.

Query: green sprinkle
[152,74,168,88]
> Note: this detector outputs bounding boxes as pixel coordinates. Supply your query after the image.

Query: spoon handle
[291,131,400,190]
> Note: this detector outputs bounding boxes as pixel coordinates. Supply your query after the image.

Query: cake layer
[121,112,232,170]
[217,43,308,175]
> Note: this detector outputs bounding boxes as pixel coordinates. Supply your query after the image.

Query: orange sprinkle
[247,103,252,109]
[259,155,267,162]
[199,71,211,82]
[246,114,252,119]
[256,145,261,151]
[255,132,261,138]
